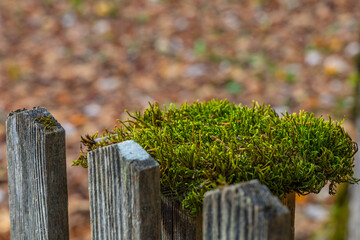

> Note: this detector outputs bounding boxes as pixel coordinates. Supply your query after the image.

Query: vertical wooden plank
[6,107,69,240]
[348,177,360,240]
[161,197,173,240]
[88,140,161,240]
[347,31,360,240]
[160,197,202,240]
[280,192,295,240]
[203,180,291,240]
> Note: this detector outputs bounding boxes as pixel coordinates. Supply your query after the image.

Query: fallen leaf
[69,114,88,127]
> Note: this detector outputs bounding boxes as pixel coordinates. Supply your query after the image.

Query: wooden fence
[6,108,291,240]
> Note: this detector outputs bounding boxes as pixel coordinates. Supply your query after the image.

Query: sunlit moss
[73,99,359,216]
[35,115,56,132]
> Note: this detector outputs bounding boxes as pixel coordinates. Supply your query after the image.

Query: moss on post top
[73,99,359,216]
[8,107,60,133]
[34,115,57,131]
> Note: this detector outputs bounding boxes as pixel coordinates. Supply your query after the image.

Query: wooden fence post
[88,140,161,240]
[6,107,69,240]
[347,30,360,240]
[161,196,202,240]
[280,192,295,240]
[203,180,291,240]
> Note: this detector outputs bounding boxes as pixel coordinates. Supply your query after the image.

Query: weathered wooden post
[280,192,295,240]
[88,140,161,240]
[203,180,291,240]
[161,180,292,240]
[6,107,69,239]
[347,30,360,240]
[161,197,203,240]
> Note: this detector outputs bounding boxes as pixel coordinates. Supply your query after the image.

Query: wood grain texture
[348,172,360,240]
[348,36,360,240]
[88,140,161,240]
[203,180,291,240]
[161,197,202,240]
[6,107,68,240]
[280,192,295,240]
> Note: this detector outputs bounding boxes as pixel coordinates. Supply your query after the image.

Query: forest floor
[0,0,360,239]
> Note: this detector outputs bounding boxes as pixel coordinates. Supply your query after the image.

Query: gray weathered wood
[161,196,202,240]
[88,140,161,240]
[6,107,69,240]
[203,180,291,240]
[280,192,295,240]
[347,41,360,240]
[348,178,360,240]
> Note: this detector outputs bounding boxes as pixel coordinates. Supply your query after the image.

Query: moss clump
[35,115,56,131]
[73,99,359,216]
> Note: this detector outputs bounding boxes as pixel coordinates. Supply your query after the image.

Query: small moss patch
[73,99,358,216]
[35,115,56,131]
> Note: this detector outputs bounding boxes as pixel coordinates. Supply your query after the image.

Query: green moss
[73,99,359,216]
[35,115,56,131]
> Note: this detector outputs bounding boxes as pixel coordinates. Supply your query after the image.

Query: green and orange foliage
[73,99,358,216]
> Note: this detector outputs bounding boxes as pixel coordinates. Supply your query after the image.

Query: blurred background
[0,0,360,239]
